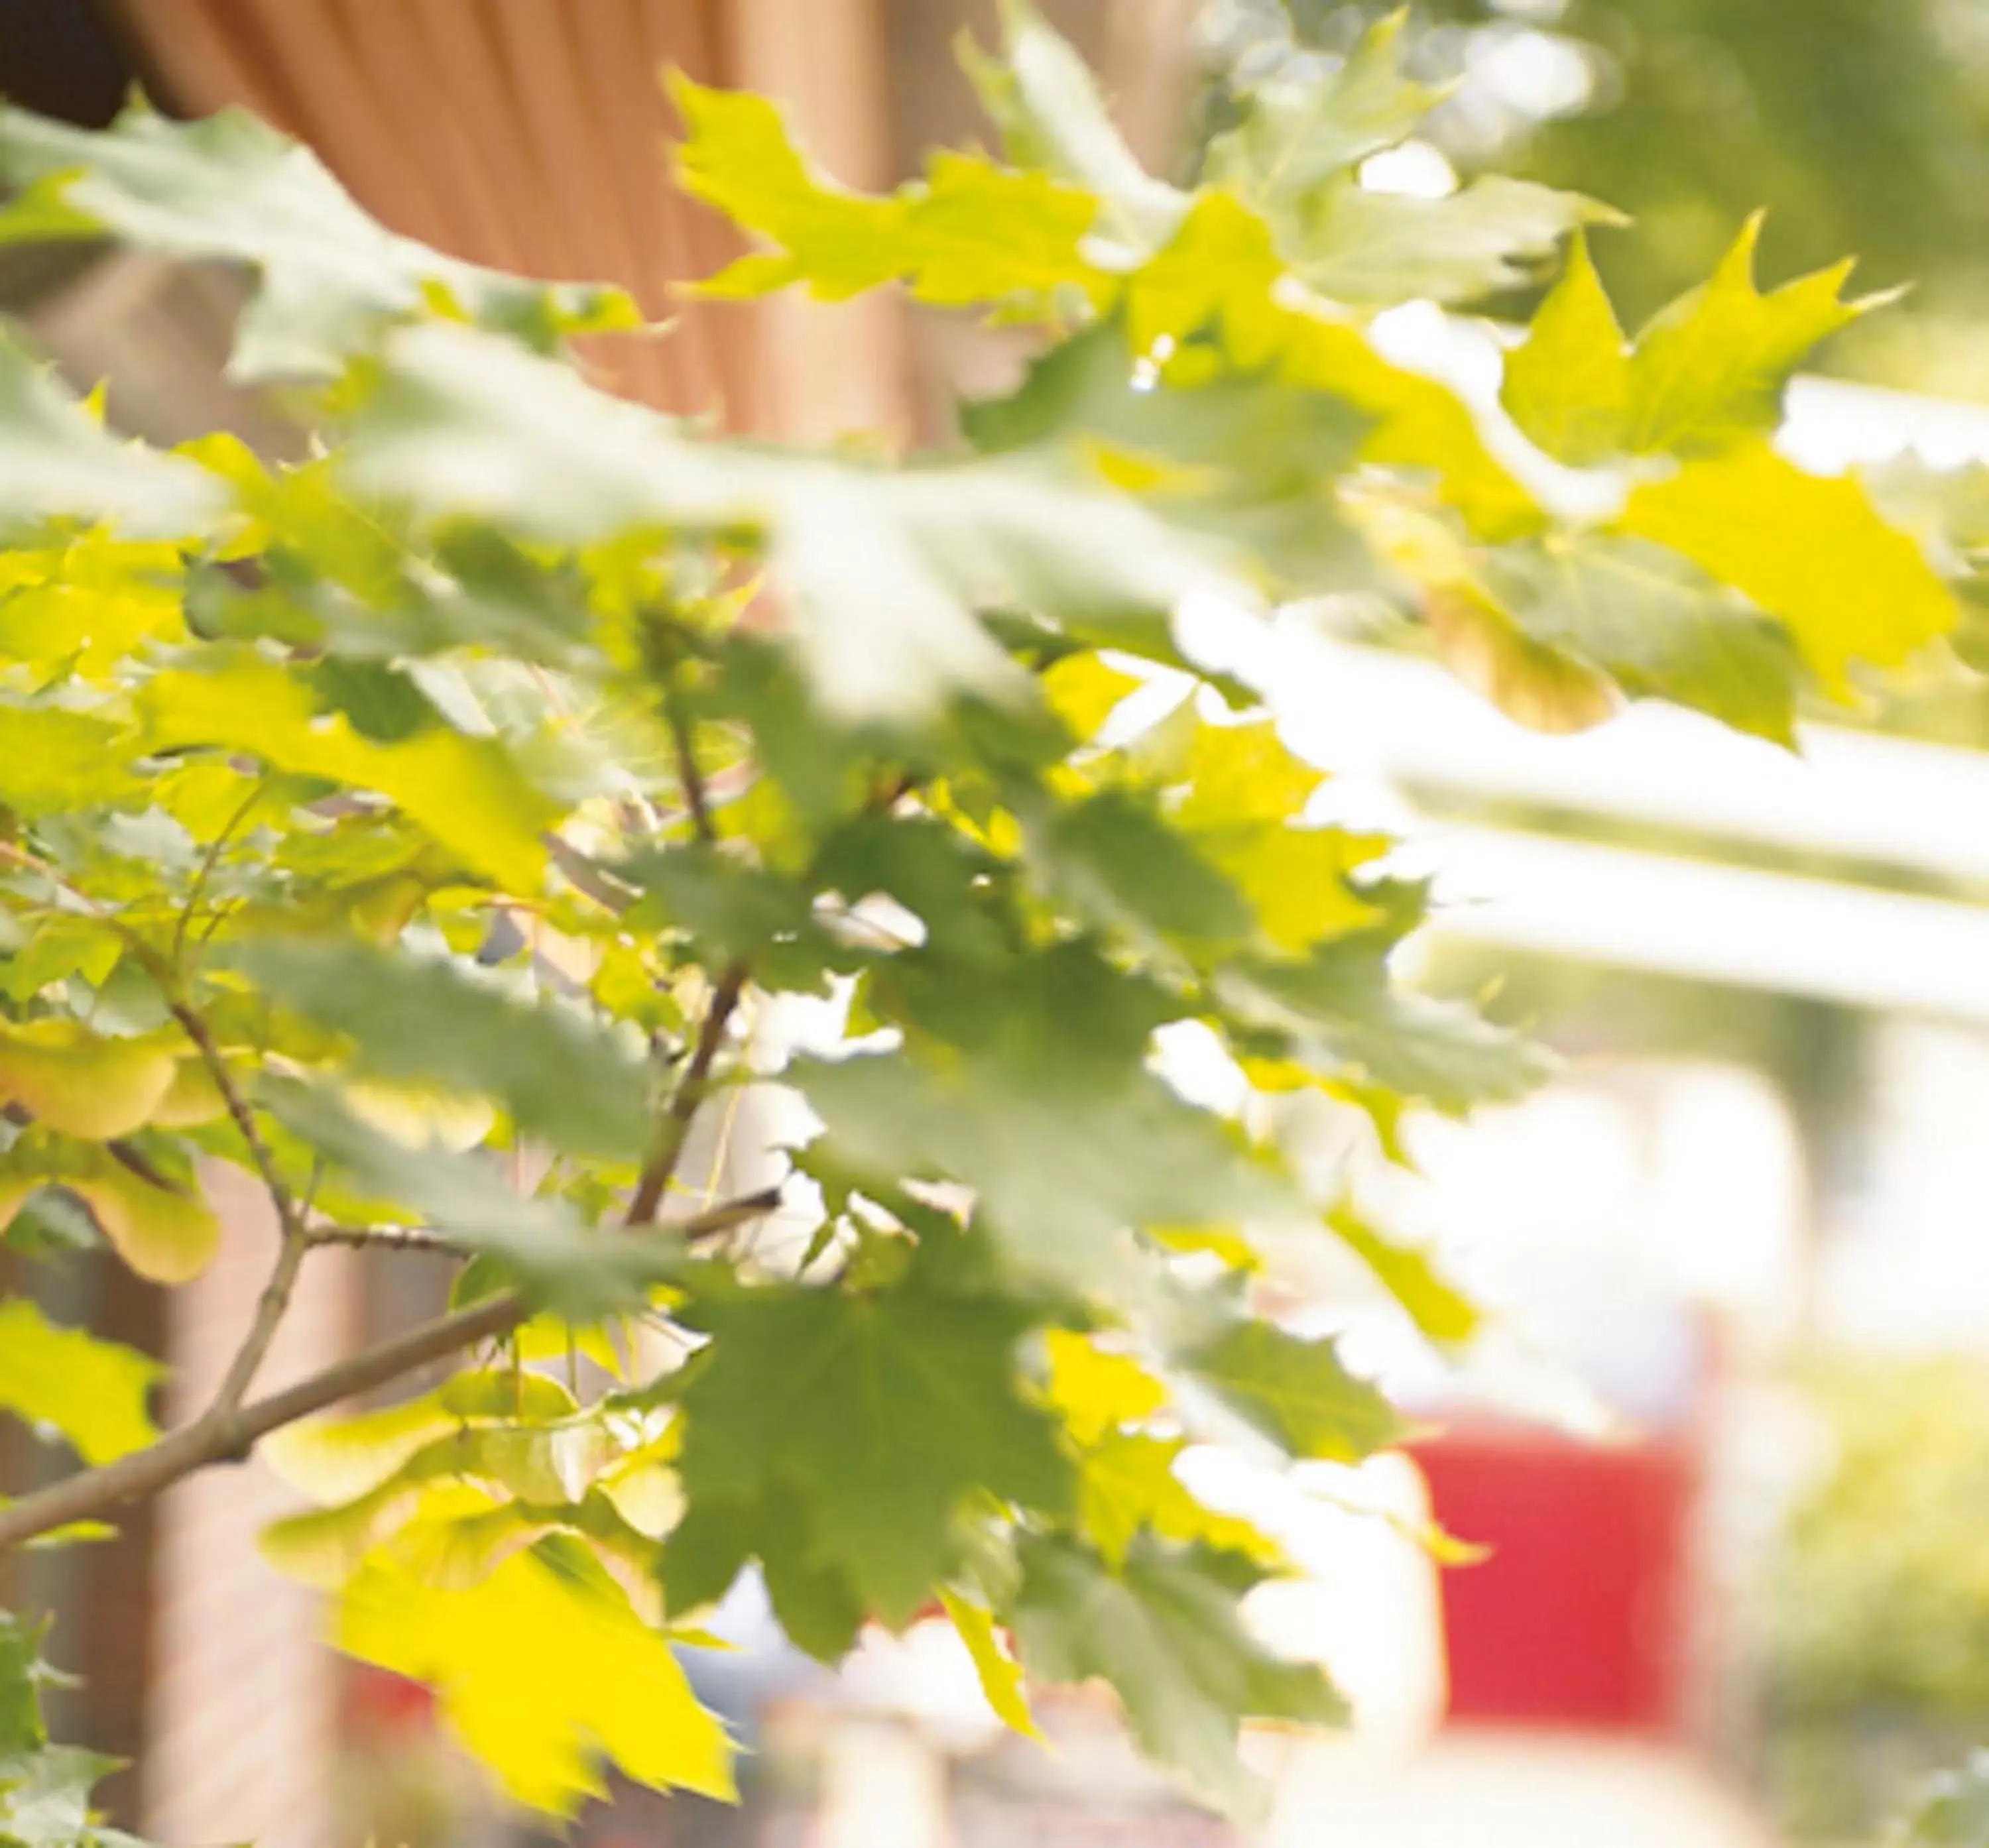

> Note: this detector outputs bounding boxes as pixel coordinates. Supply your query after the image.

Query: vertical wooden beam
[721,0,910,443]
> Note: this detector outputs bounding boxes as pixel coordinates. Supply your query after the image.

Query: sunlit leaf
[336,1546,734,1814]
[0,1298,160,1466]
[672,75,1105,312]
[0,1023,180,1140]
[940,1590,1042,1741]
[1620,440,1957,697]
[0,1136,219,1284]
[141,654,558,889]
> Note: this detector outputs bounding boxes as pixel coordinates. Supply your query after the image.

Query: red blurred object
[1412,1424,1701,1733]
[344,1666,436,1738]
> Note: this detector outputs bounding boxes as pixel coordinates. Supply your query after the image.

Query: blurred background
[6,2,1989,1845]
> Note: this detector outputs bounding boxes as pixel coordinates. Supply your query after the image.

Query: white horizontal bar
[1408,825,1989,1023]
[1265,637,1989,893]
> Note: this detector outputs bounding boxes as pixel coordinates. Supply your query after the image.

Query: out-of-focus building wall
[144,1169,357,1848]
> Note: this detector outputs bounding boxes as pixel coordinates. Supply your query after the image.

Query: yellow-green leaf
[939,1590,1042,1743]
[0,1136,220,1284]
[1500,231,1630,468]
[1041,651,1144,742]
[1621,217,1870,457]
[336,1547,735,1815]
[1042,1328,1168,1446]
[0,1022,181,1140]
[141,658,556,890]
[1075,1431,1285,1569]
[672,75,1104,311]
[0,709,139,818]
[1620,441,1957,696]
[1329,1203,1480,1346]
[0,1297,160,1466]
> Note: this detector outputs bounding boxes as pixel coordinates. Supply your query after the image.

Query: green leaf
[1478,532,1802,745]
[1012,1532,1345,1823]
[0,101,636,382]
[262,1080,677,1321]
[800,939,1307,1288]
[336,1546,733,1815]
[1035,789,1254,947]
[671,76,1104,311]
[962,0,1187,253]
[1183,1319,1405,1463]
[667,1268,1070,1627]
[0,332,223,540]
[1620,441,1957,698]
[1220,942,1549,1114]
[0,1298,160,1466]
[141,654,558,890]
[343,322,1244,723]
[1204,12,1444,207]
[962,314,1368,589]
[1288,177,1618,309]
[221,937,650,1161]
[0,1615,48,1757]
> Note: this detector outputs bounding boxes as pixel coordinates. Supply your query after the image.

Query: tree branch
[0,1186,787,1553]
[0,1292,524,1553]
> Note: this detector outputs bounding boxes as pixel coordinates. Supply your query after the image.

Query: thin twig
[171,773,269,970]
[307,1186,784,1255]
[166,993,310,1415]
[624,667,751,1226]
[625,959,747,1226]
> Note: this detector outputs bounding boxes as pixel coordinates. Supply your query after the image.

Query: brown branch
[0,1291,526,1553]
[0,1186,789,1553]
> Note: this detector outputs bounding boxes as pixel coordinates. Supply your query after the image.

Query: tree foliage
[0,5,1967,1837]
